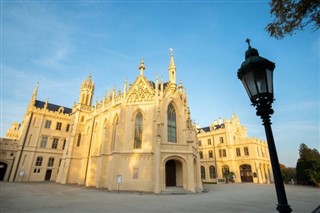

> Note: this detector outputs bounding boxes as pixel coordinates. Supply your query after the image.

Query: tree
[296,143,320,186]
[280,164,296,183]
[298,143,320,162]
[266,0,320,39]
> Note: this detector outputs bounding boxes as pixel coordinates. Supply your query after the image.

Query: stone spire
[31,82,39,104]
[168,48,176,83]
[28,82,39,110]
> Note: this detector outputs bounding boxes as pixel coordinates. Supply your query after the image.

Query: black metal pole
[257,102,292,213]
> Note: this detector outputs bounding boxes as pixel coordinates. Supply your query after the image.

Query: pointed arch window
[111,115,119,151]
[134,112,143,149]
[167,103,177,143]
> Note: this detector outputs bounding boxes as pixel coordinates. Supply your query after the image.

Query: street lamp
[237,39,292,213]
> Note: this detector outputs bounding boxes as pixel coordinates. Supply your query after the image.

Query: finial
[246,38,252,49]
[170,48,174,56]
[139,59,145,75]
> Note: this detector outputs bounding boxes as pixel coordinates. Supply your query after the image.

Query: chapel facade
[56,51,202,193]
[3,50,203,193]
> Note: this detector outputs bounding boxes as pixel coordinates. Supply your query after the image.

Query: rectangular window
[236,148,241,156]
[219,137,224,143]
[222,149,227,157]
[66,124,70,132]
[244,147,249,156]
[35,156,43,166]
[40,137,48,148]
[209,150,213,158]
[34,168,40,173]
[199,140,202,146]
[62,139,66,150]
[44,120,52,129]
[77,134,81,147]
[52,138,58,149]
[207,139,211,145]
[56,122,62,130]
[219,149,222,158]
[48,158,55,167]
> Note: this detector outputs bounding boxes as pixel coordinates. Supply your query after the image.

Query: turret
[78,74,95,106]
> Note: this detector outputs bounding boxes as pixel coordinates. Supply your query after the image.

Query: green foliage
[296,143,320,186]
[306,160,320,185]
[298,143,320,162]
[266,0,320,39]
[296,161,313,183]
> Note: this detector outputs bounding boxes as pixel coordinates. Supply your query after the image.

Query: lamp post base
[277,204,292,213]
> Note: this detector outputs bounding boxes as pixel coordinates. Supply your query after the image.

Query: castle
[0,50,272,191]
[197,115,272,184]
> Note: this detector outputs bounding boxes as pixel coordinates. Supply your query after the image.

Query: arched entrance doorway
[240,164,253,182]
[165,160,183,187]
[0,162,8,181]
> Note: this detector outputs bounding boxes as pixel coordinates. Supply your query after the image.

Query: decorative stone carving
[127,79,154,105]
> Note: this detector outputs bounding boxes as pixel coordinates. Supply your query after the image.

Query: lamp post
[237,39,292,213]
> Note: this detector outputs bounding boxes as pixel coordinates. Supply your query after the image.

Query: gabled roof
[34,100,72,114]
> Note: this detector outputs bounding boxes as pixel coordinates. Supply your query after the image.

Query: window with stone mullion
[134,112,143,149]
[167,103,177,143]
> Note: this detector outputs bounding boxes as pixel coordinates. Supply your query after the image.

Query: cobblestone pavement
[1,182,319,213]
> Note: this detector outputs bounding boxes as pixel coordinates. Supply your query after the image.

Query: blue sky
[1,1,319,167]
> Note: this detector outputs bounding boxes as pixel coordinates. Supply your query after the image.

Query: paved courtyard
[1,182,319,213]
